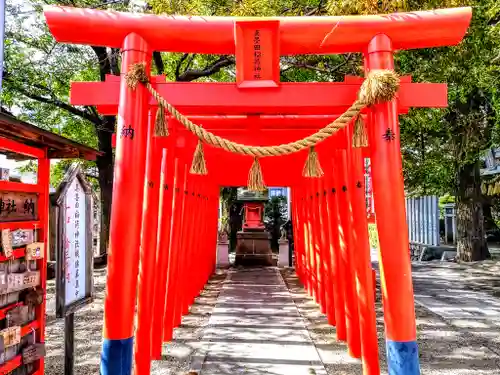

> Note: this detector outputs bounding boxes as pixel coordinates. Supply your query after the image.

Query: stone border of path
[187,271,232,373]
[188,267,329,375]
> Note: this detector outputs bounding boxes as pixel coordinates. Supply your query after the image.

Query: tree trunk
[456,161,491,261]
[95,116,116,261]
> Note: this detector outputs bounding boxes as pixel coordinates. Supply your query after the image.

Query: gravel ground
[44,267,228,375]
[280,267,500,375]
[44,267,106,375]
[43,264,500,375]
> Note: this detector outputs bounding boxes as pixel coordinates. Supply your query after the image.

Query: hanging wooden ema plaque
[1,229,13,257]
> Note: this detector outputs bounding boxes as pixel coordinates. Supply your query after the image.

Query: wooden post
[312,179,326,313]
[366,35,420,375]
[325,168,346,340]
[163,161,187,338]
[100,33,150,375]
[64,313,74,375]
[152,148,175,358]
[291,186,302,280]
[302,185,312,295]
[318,175,335,325]
[335,150,361,358]
[348,144,380,375]
[135,109,162,374]
[173,163,188,328]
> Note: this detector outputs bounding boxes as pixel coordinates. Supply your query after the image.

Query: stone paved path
[194,267,327,375]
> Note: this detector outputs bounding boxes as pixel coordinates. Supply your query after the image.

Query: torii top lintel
[44,6,471,55]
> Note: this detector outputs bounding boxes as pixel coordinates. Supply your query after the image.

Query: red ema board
[0,138,48,375]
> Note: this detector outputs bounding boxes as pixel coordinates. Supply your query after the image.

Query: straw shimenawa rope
[125,63,399,190]
[125,63,399,158]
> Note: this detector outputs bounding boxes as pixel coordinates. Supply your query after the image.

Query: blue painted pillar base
[101,337,134,375]
[387,339,421,375]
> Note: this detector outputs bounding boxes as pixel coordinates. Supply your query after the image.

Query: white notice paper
[63,178,87,306]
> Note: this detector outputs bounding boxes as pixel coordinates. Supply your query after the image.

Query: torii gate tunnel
[44,6,471,375]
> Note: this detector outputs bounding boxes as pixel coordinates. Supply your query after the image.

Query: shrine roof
[0,112,102,161]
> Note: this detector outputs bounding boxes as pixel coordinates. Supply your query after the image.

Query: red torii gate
[43,5,471,375]
[74,75,447,186]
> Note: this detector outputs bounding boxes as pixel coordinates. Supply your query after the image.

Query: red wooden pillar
[200,185,210,292]
[308,182,319,300]
[135,110,162,374]
[318,173,335,325]
[348,142,380,375]
[101,33,150,375]
[312,179,326,313]
[195,182,205,299]
[210,186,219,275]
[201,184,217,287]
[185,177,200,308]
[152,148,176,358]
[335,150,361,358]
[299,185,307,285]
[37,149,50,375]
[173,164,187,327]
[198,184,208,290]
[325,166,347,340]
[291,186,302,281]
[179,174,195,316]
[366,35,420,375]
[303,184,313,296]
[186,176,203,311]
[166,162,188,332]
[197,184,208,295]
[196,187,211,294]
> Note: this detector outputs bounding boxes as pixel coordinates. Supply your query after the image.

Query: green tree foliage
[265,196,288,251]
[397,0,500,260]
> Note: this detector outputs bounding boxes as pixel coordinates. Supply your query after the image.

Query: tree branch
[109,48,121,75]
[175,53,190,80]
[184,54,196,72]
[153,51,165,74]
[6,77,102,125]
[92,46,114,81]
[281,54,353,75]
[177,56,235,82]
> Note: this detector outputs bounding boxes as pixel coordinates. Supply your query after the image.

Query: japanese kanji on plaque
[54,164,93,318]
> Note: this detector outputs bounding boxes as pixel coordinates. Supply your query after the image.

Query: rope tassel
[155,105,169,136]
[248,157,266,191]
[190,139,208,175]
[352,115,368,148]
[303,147,324,178]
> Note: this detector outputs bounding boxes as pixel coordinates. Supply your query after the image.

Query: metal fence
[405,195,440,260]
